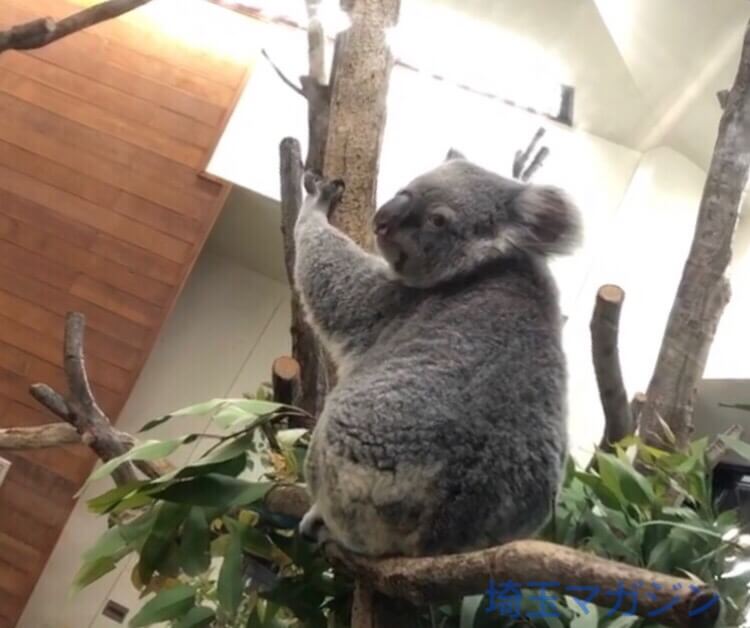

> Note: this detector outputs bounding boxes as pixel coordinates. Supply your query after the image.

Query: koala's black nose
[374,193,412,236]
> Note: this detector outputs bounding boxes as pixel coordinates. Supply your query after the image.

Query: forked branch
[0,312,166,483]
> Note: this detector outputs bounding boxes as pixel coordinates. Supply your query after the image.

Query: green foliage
[77,395,750,627]
[130,585,197,627]
[527,437,750,628]
[77,395,349,627]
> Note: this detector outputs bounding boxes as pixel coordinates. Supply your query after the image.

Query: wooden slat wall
[0,2,253,625]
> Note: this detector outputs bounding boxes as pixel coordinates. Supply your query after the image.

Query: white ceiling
[418,0,750,169]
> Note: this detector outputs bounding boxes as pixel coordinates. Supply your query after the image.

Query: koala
[294,152,581,557]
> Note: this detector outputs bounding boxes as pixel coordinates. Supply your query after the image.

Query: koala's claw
[304,171,346,210]
[303,170,323,195]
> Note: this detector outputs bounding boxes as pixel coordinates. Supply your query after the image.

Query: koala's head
[373,152,582,288]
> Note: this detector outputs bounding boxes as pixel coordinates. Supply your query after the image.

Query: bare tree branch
[521,145,550,182]
[706,424,744,468]
[0,422,165,478]
[630,392,647,432]
[559,85,576,126]
[590,285,632,451]
[261,48,304,97]
[0,423,80,449]
[513,127,545,178]
[640,18,750,450]
[263,485,719,627]
[325,541,719,628]
[271,356,301,406]
[0,0,153,54]
[305,0,327,84]
[26,313,138,485]
[29,383,71,420]
[64,313,98,413]
[279,138,330,418]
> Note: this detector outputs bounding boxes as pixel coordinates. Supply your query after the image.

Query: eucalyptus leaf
[71,556,117,594]
[86,481,149,514]
[647,537,673,571]
[119,510,159,548]
[231,399,284,416]
[214,405,256,429]
[595,452,655,507]
[139,398,270,433]
[174,606,215,628]
[179,507,211,576]
[129,584,196,627]
[218,521,245,617]
[81,525,129,564]
[637,520,727,540]
[139,414,176,433]
[574,472,622,510]
[168,398,235,418]
[242,527,276,561]
[150,451,248,485]
[459,595,482,628]
[277,429,309,448]
[138,502,190,585]
[262,577,328,628]
[153,474,271,508]
[583,510,640,563]
[87,436,199,485]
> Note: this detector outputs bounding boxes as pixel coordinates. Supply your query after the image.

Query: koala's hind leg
[302,442,442,556]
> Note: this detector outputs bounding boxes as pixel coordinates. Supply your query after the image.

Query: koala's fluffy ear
[445,148,466,161]
[511,185,582,256]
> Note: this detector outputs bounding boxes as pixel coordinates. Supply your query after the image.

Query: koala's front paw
[303,171,345,215]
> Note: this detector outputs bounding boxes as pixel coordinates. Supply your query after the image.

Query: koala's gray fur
[294,154,581,557]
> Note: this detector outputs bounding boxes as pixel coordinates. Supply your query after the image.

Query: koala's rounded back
[295,158,580,557]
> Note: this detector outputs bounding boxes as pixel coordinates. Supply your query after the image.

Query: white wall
[19,250,291,628]
[563,146,714,461]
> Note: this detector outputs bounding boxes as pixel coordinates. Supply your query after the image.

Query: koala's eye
[427,206,454,229]
[429,214,447,228]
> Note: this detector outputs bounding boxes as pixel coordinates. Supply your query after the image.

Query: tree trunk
[640,19,750,450]
[324,0,400,250]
